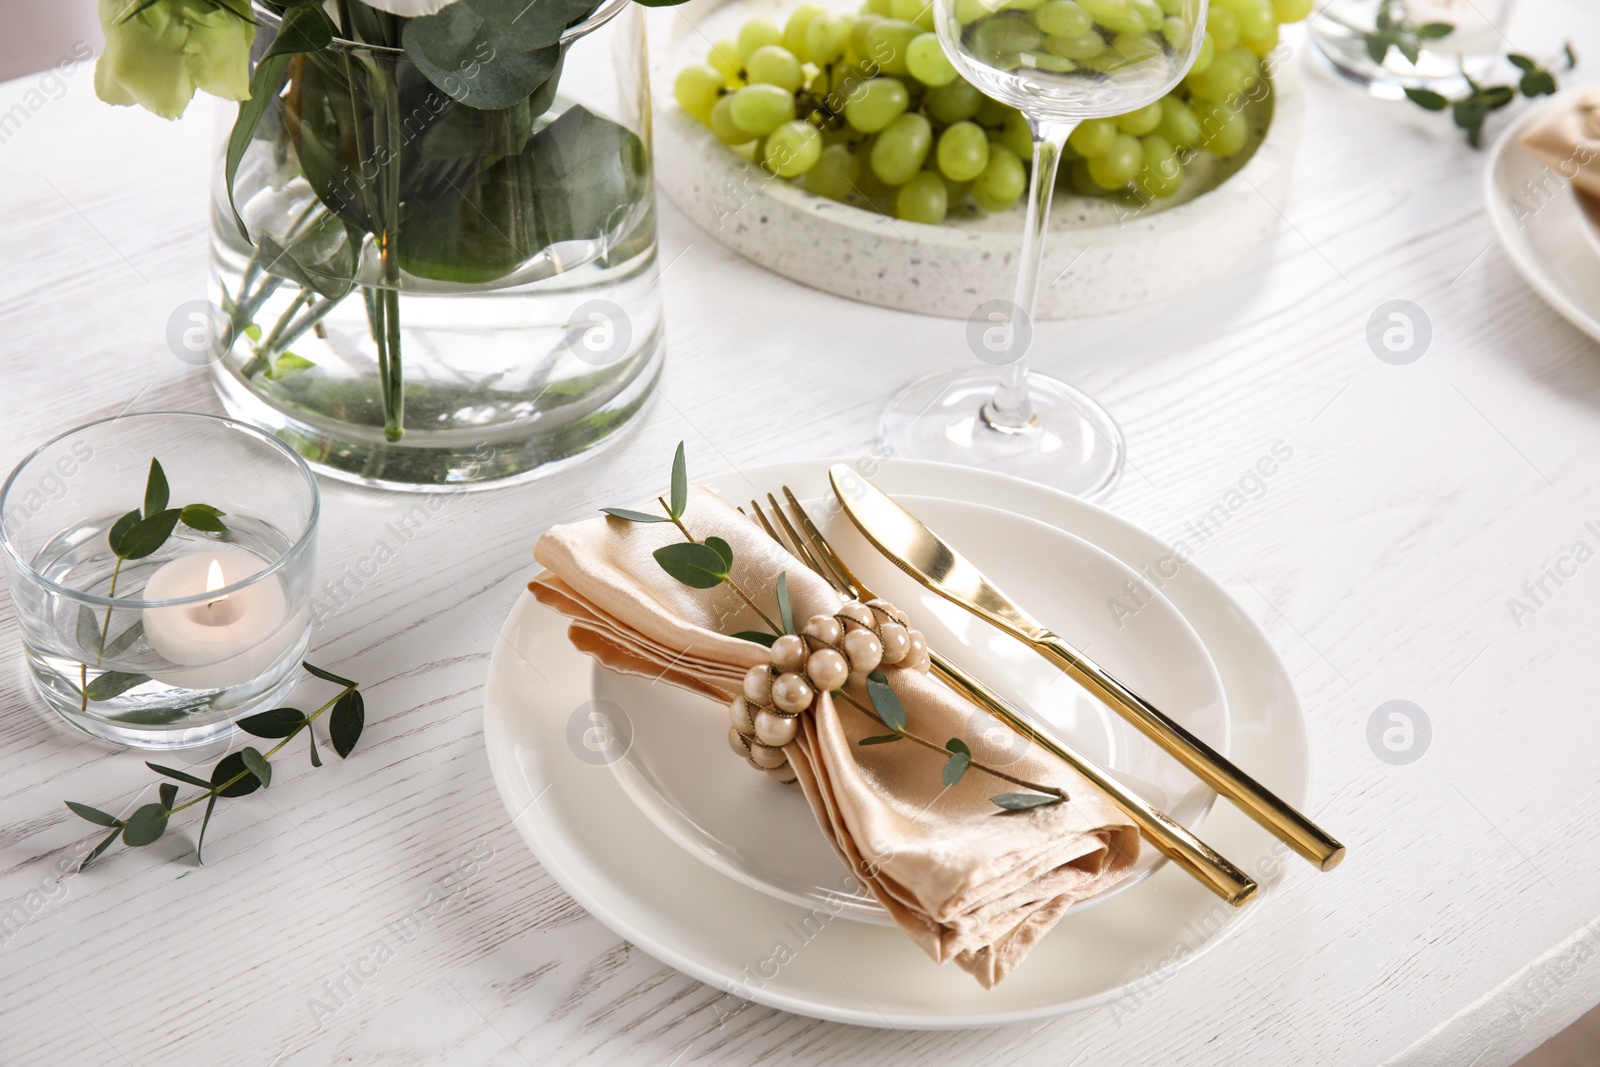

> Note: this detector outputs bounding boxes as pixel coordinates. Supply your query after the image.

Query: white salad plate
[1486,88,1600,345]
[601,492,1228,924]
[483,458,1315,1028]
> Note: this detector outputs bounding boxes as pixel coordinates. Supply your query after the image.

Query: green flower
[94,0,255,120]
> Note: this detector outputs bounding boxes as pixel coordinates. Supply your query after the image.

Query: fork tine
[779,486,869,601]
[746,499,785,547]
[765,493,829,579]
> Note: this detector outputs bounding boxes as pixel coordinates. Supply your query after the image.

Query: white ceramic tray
[651,0,1305,319]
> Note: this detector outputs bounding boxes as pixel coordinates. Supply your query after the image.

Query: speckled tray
[652,0,1304,319]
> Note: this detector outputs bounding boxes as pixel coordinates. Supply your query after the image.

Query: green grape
[806,13,854,65]
[999,109,1033,158]
[849,14,882,59]
[1067,157,1101,195]
[1242,25,1278,56]
[954,0,990,22]
[973,144,1025,207]
[970,13,1043,65]
[1087,133,1140,188]
[1189,32,1215,74]
[1129,0,1164,30]
[1004,0,1048,11]
[1033,0,1091,37]
[729,84,796,135]
[844,76,910,132]
[1031,52,1080,72]
[1101,31,1163,69]
[895,170,949,223]
[1186,50,1248,100]
[784,4,825,59]
[863,18,922,76]
[708,39,743,83]
[709,94,752,144]
[891,0,933,26]
[853,141,894,199]
[907,33,958,85]
[737,19,784,60]
[871,112,934,184]
[944,177,974,203]
[746,45,804,91]
[1044,31,1106,59]
[1272,0,1313,20]
[936,120,991,181]
[1068,116,1116,156]
[862,0,895,15]
[1161,15,1186,46]
[1156,0,1183,12]
[1075,0,1130,22]
[1206,6,1240,49]
[674,64,724,123]
[764,120,823,177]
[1234,0,1274,40]
[1115,100,1162,135]
[925,79,983,123]
[1225,44,1264,90]
[975,94,1012,126]
[1200,103,1248,156]
[805,143,861,199]
[1135,133,1181,198]
[1156,95,1202,149]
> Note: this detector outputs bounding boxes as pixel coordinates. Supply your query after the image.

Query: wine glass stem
[983,118,1077,433]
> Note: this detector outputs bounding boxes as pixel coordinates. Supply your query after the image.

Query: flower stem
[81,556,126,712]
[657,497,783,633]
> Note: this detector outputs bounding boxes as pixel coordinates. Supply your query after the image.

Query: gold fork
[748,488,1258,907]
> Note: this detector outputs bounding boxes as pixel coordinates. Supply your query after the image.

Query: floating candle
[142,548,291,689]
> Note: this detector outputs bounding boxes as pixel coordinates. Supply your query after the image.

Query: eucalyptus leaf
[264,353,317,380]
[85,671,149,701]
[76,607,100,657]
[601,507,670,523]
[941,749,971,787]
[652,542,727,589]
[254,212,358,301]
[303,662,357,688]
[241,747,272,789]
[776,571,794,635]
[145,762,212,789]
[1396,36,1420,65]
[865,670,906,733]
[991,792,1066,812]
[179,504,227,533]
[196,794,219,864]
[331,689,365,758]
[857,734,904,746]
[225,53,291,239]
[80,827,123,872]
[109,706,187,725]
[401,0,600,109]
[143,458,169,519]
[65,801,120,828]
[1404,87,1449,111]
[103,620,144,660]
[308,728,323,768]
[669,441,687,519]
[108,509,141,555]
[158,782,178,810]
[212,752,262,798]
[731,631,777,647]
[1415,22,1454,38]
[116,509,182,560]
[238,706,308,739]
[705,536,734,570]
[121,803,169,847]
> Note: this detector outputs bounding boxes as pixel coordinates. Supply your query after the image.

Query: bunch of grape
[672,0,1311,225]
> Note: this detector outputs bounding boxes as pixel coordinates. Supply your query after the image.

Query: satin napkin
[1519,87,1600,200]
[530,486,1139,987]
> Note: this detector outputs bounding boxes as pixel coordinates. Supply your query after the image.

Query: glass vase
[209,0,663,490]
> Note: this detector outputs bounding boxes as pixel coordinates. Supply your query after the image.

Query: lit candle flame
[205,558,225,609]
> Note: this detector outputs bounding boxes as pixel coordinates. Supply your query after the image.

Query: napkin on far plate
[1520,86,1600,200]
[529,485,1139,988]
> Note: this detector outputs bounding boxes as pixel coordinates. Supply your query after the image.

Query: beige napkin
[1520,87,1600,200]
[530,486,1139,987]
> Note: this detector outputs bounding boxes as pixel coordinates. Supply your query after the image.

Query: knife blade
[829,463,1345,872]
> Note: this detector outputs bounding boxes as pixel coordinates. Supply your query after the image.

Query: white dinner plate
[603,493,1228,924]
[483,458,1315,1028]
[1485,89,1600,345]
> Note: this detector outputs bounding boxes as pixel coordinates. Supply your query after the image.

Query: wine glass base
[881,368,1125,500]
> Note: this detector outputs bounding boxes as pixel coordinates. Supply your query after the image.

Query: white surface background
[0,2,1597,1064]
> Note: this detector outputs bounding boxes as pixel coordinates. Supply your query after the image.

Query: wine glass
[881,0,1209,498]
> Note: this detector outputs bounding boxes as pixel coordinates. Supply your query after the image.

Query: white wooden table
[1,6,1598,1064]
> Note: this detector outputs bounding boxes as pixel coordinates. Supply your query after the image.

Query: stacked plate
[1487,88,1600,344]
[483,459,1314,1027]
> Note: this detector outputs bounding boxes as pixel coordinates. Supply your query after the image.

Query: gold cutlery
[747,489,1260,906]
[828,465,1345,873]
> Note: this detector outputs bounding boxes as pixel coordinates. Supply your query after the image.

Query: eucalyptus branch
[65,662,366,870]
[656,495,783,633]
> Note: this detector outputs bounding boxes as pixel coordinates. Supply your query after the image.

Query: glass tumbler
[0,412,319,749]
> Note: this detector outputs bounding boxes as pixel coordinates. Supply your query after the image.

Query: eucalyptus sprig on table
[65,662,365,871]
[78,458,229,710]
[602,444,1065,813]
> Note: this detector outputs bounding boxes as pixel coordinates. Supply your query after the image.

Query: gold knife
[829,464,1346,872]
